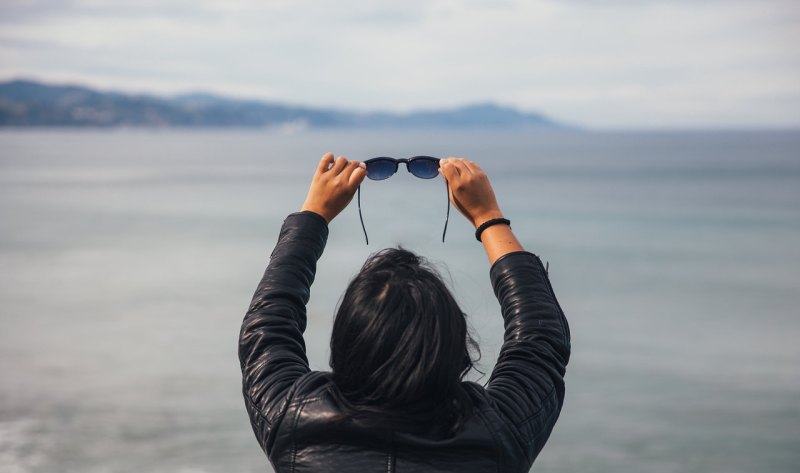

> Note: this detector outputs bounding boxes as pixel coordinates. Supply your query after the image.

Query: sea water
[1,129,798,473]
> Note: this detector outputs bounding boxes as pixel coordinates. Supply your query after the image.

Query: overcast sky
[1,0,799,128]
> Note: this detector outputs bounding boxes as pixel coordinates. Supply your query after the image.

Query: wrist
[475,217,511,242]
[472,210,505,228]
[300,204,331,223]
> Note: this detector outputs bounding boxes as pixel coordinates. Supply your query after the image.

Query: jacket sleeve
[238,211,328,456]
[485,251,571,465]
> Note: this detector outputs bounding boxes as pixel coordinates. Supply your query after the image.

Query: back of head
[330,248,478,433]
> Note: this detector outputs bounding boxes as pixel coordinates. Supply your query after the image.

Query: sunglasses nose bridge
[397,158,411,173]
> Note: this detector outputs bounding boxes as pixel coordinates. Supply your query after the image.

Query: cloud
[0,0,798,127]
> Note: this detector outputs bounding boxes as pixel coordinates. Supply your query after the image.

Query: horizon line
[2,76,799,131]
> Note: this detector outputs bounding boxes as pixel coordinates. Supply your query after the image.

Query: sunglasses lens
[408,157,440,179]
[366,159,397,180]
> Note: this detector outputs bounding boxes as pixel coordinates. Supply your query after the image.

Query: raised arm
[440,158,571,463]
[239,153,365,454]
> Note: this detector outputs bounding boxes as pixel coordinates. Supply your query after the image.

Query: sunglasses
[357,156,450,244]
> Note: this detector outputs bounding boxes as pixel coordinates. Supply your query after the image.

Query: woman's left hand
[300,152,367,223]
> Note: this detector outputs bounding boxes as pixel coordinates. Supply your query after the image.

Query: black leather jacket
[239,212,571,472]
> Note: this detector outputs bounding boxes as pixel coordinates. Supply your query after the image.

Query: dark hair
[329,248,480,433]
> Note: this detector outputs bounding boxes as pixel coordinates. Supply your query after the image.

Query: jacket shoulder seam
[515,384,557,427]
[243,392,273,428]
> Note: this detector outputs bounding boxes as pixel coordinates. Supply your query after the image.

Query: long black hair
[329,248,480,433]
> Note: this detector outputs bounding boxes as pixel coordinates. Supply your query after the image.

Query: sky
[1,0,799,129]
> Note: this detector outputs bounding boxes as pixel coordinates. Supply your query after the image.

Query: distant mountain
[0,79,568,129]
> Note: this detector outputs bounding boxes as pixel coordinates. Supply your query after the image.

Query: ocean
[1,129,798,472]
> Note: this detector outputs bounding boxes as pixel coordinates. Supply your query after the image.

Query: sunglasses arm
[358,185,369,245]
[442,179,450,243]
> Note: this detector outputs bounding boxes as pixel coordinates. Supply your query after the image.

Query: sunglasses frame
[357,156,450,244]
[363,155,441,181]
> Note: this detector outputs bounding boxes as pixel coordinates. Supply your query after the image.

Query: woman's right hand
[439,158,504,228]
[440,158,523,263]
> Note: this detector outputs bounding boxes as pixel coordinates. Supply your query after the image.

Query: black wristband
[475,217,511,242]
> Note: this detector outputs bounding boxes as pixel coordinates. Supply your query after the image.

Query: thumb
[439,159,460,183]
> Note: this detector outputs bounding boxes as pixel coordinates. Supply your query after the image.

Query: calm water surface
[1,129,799,472]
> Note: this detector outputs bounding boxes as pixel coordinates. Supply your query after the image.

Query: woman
[239,153,571,472]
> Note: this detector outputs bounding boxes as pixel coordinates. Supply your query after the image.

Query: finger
[340,159,360,181]
[439,159,461,182]
[453,158,477,175]
[446,157,473,176]
[462,159,483,175]
[317,152,335,174]
[331,155,348,174]
[445,158,468,177]
[348,163,367,188]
